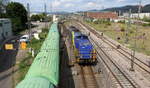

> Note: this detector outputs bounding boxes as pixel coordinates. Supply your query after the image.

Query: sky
[10,0,150,12]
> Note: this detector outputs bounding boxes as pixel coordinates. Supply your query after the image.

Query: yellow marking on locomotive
[92,50,96,60]
[72,32,75,47]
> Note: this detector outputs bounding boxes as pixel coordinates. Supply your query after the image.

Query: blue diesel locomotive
[69,26,96,64]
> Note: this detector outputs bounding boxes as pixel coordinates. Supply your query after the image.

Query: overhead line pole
[44,3,47,28]
[138,0,142,19]
[0,0,2,13]
[27,3,31,41]
[130,0,142,71]
[125,9,131,44]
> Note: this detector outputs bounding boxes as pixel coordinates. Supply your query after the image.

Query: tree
[0,13,7,18]
[6,2,27,33]
[39,13,46,21]
[31,15,41,21]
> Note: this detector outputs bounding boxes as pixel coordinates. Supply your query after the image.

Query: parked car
[19,35,30,43]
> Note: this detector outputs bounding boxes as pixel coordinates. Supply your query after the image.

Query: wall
[123,13,150,19]
[0,19,12,41]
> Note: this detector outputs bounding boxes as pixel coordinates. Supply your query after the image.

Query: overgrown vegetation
[84,20,150,55]
[17,27,49,83]
[18,55,33,81]
[29,28,49,55]
[86,19,111,28]
[142,17,150,22]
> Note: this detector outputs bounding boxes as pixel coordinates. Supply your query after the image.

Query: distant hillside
[102,4,150,13]
[142,4,150,12]
[31,11,69,15]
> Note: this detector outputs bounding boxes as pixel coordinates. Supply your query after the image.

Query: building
[84,12,118,20]
[123,13,150,19]
[0,19,12,41]
[131,13,150,19]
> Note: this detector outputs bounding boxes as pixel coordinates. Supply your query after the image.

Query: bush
[129,29,134,34]
[118,20,125,24]
[142,23,150,26]
[105,21,111,26]
[31,15,41,21]
[0,13,7,18]
[120,26,125,32]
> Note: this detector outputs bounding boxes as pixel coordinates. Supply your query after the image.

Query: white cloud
[52,0,61,7]
[64,3,74,7]
[87,2,97,7]
[83,2,101,10]
[60,0,72,2]
[117,0,126,2]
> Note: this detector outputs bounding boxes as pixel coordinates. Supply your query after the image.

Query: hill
[102,4,150,13]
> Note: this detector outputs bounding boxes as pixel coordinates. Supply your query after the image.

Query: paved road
[0,22,48,88]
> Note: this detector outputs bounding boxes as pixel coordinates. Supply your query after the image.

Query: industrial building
[123,13,150,19]
[84,12,118,20]
[0,19,12,41]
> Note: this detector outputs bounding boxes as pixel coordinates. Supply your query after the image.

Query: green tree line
[0,2,27,34]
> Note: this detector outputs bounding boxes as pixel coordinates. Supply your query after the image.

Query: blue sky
[10,0,150,12]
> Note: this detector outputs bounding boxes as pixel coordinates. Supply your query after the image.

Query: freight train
[69,26,96,64]
[16,22,60,88]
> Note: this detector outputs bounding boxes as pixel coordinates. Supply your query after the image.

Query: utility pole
[125,9,131,44]
[0,0,2,13]
[130,0,142,71]
[44,3,47,28]
[27,3,31,40]
[0,0,4,13]
[138,0,142,19]
[130,27,137,71]
[118,10,121,16]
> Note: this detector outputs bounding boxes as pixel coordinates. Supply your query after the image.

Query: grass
[17,55,33,81]
[84,20,150,56]
[29,28,49,55]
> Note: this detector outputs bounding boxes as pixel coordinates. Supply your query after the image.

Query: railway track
[79,65,98,88]
[90,37,140,88]
[67,20,150,87]
[78,22,150,78]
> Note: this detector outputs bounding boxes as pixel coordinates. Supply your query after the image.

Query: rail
[79,22,150,78]
[90,37,140,88]
[80,65,99,88]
